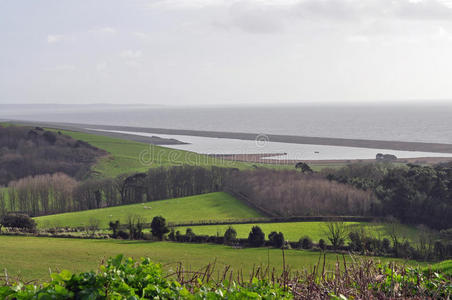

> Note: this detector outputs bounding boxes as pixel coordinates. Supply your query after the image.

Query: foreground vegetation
[35,192,260,228]
[1,253,449,299]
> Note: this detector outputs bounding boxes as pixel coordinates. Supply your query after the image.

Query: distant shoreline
[5,120,452,165]
[209,153,452,165]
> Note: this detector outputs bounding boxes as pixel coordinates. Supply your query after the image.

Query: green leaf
[59,269,72,281]
[112,254,124,268]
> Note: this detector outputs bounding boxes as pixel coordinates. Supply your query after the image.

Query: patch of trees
[325,163,452,230]
[295,162,313,173]
[225,169,375,217]
[0,213,36,232]
[0,125,105,185]
[6,173,78,216]
[4,166,235,217]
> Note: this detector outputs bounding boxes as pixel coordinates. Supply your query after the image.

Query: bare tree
[324,221,348,249]
[86,217,100,236]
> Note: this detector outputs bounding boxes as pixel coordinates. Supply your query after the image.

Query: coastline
[210,153,452,165]
[5,120,452,164]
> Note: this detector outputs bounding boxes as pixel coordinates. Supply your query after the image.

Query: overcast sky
[1,0,452,105]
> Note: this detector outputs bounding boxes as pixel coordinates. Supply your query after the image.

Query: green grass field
[0,235,424,282]
[35,192,262,228]
[56,129,290,178]
[176,221,419,243]
[430,260,452,276]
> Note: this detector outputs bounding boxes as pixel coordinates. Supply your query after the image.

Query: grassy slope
[0,235,424,282]
[56,129,289,178]
[35,192,262,228]
[176,222,419,244]
[429,260,452,276]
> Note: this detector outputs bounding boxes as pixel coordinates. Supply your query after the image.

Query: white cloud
[227,1,286,34]
[132,32,149,40]
[53,64,76,71]
[395,0,452,20]
[433,26,452,41]
[92,27,117,34]
[120,50,143,59]
[47,34,66,43]
[96,62,108,72]
[346,35,370,43]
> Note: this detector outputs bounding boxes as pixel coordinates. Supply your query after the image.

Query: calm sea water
[3,104,452,144]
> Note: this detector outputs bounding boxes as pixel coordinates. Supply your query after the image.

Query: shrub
[109,220,120,238]
[300,236,313,249]
[168,228,176,241]
[0,213,36,231]
[86,218,100,236]
[186,228,196,242]
[382,238,391,253]
[151,216,169,240]
[434,241,447,260]
[42,131,57,144]
[224,226,237,245]
[117,230,129,239]
[248,226,265,247]
[142,233,153,240]
[318,239,326,250]
[268,231,285,248]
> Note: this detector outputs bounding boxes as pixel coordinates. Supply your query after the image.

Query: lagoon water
[93,129,452,161]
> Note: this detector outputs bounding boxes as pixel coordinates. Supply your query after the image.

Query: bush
[186,228,196,242]
[382,238,391,253]
[109,220,120,238]
[168,228,176,241]
[268,231,285,248]
[300,236,313,249]
[318,239,326,250]
[151,216,169,240]
[42,131,57,144]
[224,226,237,245]
[434,241,447,260]
[0,213,36,231]
[248,226,265,247]
[117,230,129,239]
[142,233,153,240]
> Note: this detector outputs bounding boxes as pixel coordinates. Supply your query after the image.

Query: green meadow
[35,192,262,228]
[0,235,424,282]
[55,129,292,178]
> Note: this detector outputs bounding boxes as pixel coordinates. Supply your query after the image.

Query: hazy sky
[1,0,452,105]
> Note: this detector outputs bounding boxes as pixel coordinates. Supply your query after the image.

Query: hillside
[0,125,105,185]
[54,129,277,178]
[35,192,262,228]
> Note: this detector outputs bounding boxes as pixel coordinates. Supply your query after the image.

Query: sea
[2,103,452,160]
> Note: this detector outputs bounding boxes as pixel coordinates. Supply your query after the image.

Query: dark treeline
[323,162,452,230]
[2,166,234,216]
[4,158,452,232]
[225,169,375,217]
[0,125,105,185]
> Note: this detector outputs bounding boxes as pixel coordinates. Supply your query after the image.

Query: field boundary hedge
[167,216,381,227]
